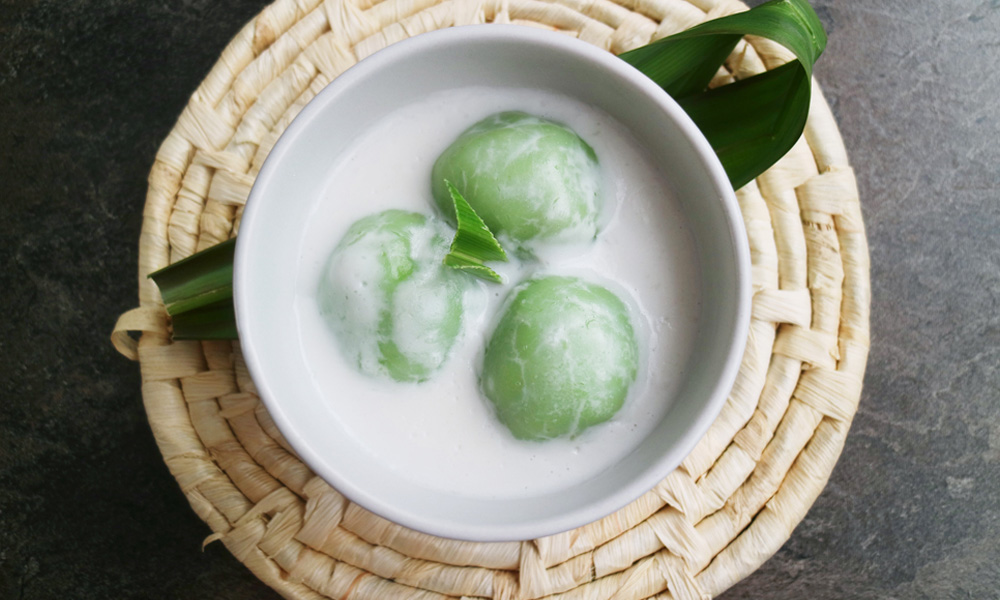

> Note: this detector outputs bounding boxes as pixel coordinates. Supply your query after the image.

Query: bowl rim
[234,24,751,541]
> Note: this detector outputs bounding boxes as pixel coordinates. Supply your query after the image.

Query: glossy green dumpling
[481,276,639,440]
[318,210,466,382]
[432,112,602,249]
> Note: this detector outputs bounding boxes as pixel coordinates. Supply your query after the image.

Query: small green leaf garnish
[620,0,826,190]
[442,180,508,283]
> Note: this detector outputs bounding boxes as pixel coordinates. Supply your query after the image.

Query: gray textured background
[1,0,998,598]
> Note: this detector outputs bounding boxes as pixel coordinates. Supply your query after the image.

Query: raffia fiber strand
[112,0,870,597]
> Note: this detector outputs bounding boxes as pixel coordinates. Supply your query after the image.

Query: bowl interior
[235,25,749,541]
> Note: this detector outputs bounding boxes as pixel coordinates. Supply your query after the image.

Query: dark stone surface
[0,0,996,598]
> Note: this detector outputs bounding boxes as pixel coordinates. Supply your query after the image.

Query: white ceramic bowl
[235,25,750,542]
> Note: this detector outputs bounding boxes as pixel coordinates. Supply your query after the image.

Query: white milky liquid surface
[294,87,701,499]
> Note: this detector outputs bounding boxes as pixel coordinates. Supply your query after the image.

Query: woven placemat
[112,0,870,597]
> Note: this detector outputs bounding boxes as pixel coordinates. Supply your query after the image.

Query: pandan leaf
[147,239,239,340]
[149,238,235,316]
[170,299,238,340]
[442,180,508,283]
[620,0,826,189]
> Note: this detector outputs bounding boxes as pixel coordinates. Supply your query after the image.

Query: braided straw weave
[112,0,869,597]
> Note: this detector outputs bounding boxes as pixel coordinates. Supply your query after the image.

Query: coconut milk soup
[293,86,701,499]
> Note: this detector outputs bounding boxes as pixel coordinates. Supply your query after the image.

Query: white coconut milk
[293,86,701,500]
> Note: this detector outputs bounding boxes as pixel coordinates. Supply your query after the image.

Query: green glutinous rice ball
[431,111,602,249]
[481,276,640,440]
[318,210,467,383]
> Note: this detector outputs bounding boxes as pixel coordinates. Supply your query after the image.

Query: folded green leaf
[620,32,743,99]
[147,238,238,340]
[442,180,508,283]
[620,0,826,190]
[149,238,236,316]
[678,61,808,188]
[170,299,238,340]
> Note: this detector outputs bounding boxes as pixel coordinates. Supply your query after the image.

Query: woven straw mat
[111,0,870,597]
